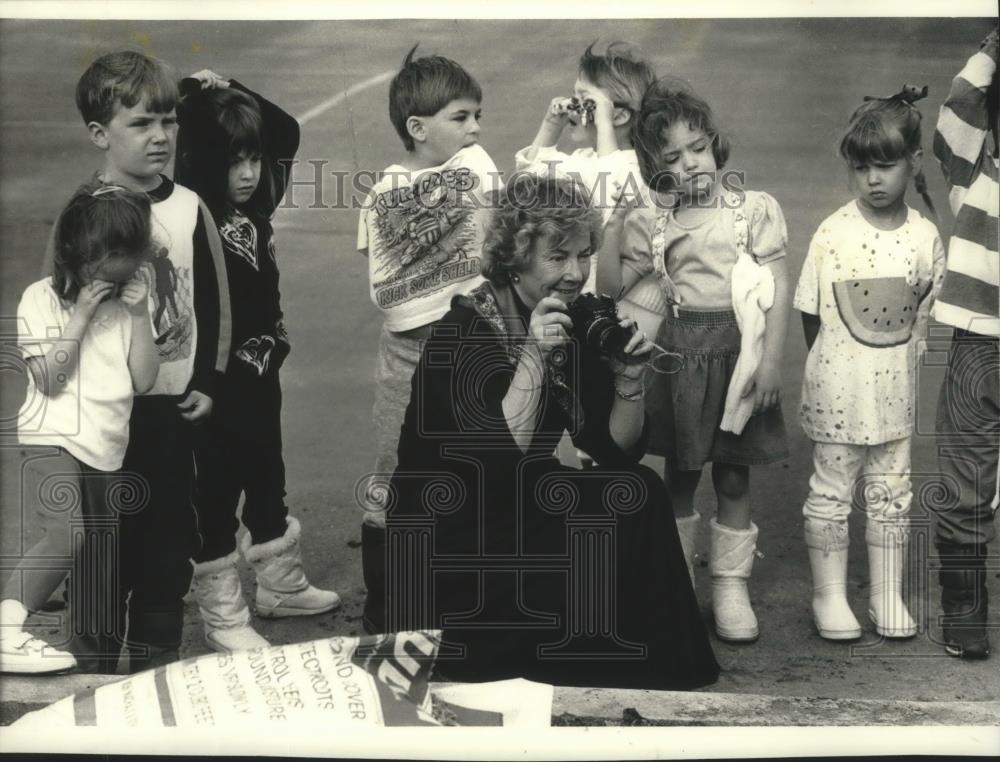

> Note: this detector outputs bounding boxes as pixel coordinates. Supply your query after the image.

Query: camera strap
[728,189,753,261]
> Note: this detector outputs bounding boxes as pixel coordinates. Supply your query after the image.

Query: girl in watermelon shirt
[793,90,945,641]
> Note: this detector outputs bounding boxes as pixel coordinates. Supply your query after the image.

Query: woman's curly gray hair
[482,173,603,286]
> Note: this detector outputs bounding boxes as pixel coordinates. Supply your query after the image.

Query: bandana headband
[863,84,928,107]
[91,184,130,198]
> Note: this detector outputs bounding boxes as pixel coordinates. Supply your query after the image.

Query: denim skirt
[645,307,788,470]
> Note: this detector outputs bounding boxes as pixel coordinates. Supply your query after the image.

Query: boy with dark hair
[358,45,501,631]
[54,49,231,672]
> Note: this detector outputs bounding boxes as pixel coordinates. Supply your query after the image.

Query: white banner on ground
[12,632,556,729]
[14,631,442,728]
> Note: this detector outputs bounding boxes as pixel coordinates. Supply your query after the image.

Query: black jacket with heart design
[177,79,299,380]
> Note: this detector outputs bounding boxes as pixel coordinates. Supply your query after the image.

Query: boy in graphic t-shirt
[357,45,501,518]
[357,45,501,629]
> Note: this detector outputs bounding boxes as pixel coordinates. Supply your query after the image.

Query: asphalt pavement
[0,17,997,730]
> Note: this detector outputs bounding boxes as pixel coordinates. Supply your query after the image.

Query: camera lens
[587,317,619,356]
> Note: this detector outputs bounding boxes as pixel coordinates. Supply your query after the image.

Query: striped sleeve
[933,157,1000,334]
[200,200,232,376]
[932,34,1000,336]
[933,41,997,195]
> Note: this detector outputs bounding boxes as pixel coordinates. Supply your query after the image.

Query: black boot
[125,609,184,673]
[937,543,990,660]
[361,523,386,635]
[71,631,126,674]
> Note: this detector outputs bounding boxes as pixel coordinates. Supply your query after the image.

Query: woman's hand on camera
[607,318,653,381]
[529,296,573,361]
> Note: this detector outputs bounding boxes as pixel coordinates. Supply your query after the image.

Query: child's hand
[744,359,782,414]
[76,280,116,317]
[189,69,230,90]
[544,97,575,126]
[118,277,149,315]
[177,390,213,424]
[588,88,616,126]
[608,192,633,225]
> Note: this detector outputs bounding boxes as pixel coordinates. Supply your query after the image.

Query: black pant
[120,396,201,629]
[8,447,125,672]
[193,373,288,562]
[68,455,125,673]
[933,329,999,546]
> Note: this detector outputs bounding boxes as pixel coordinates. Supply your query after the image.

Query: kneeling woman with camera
[363,174,719,690]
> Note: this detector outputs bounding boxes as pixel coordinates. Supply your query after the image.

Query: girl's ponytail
[913,168,938,224]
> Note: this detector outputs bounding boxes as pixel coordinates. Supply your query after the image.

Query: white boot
[675,511,701,589]
[192,551,270,653]
[241,517,341,618]
[865,517,917,638]
[803,518,862,640]
[0,598,76,674]
[709,519,760,642]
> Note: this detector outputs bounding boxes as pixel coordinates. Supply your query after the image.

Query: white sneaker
[0,630,77,674]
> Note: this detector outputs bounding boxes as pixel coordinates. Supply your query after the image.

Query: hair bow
[863,84,928,106]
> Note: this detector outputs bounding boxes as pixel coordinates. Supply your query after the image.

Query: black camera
[566,293,635,361]
[567,97,596,126]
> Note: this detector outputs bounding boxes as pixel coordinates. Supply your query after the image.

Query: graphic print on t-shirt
[369,167,482,311]
[220,212,259,271]
[142,235,193,363]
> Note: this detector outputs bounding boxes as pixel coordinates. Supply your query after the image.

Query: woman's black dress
[366,282,719,690]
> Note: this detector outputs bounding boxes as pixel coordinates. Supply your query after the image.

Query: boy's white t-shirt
[357,144,502,333]
[17,278,135,471]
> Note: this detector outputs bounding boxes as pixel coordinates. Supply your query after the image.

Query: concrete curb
[550,687,1000,726]
[2,673,999,726]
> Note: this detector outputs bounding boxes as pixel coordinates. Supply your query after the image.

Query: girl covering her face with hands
[1,184,157,675]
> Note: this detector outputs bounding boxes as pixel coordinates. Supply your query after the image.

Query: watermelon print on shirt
[793,201,946,444]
